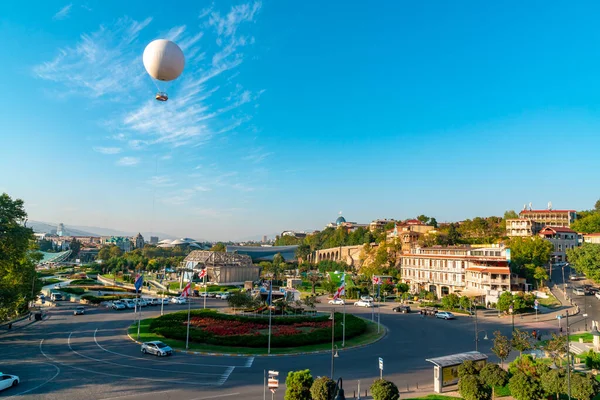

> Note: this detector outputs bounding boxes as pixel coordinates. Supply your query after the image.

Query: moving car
[220,292,231,300]
[141,341,173,357]
[435,311,455,320]
[74,306,85,315]
[50,293,63,301]
[573,287,586,296]
[160,298,170,305]
[595,292,600,300]
[328,298,345,305]
[0,373,19,391]
[112,301,126,310]
[392,305,411,313]
[53,284,61,289]
[171,297,186,304]
[360,295,374,302]
[354,300,374,308]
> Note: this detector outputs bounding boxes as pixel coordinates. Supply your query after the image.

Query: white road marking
[67,332,223,376]
[188,392,241,400]
[39,339,218,386]
[218,366,235,385]
[244,357,254,367]
[93,328,252,368]
[4,361,60,399]
[98,389,176,400]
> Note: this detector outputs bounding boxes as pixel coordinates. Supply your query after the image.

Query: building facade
[150,236,159,245]
[505,218,544,237]
[400,245,509,303]
[519,209,577,228]
[583,233,600,244]
[134,233,145,249]
[538,226,579,262]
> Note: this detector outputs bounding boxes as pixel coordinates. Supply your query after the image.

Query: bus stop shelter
[426,351,487,393]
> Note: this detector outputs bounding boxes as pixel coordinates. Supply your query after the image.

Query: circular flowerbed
[149,309,367,348]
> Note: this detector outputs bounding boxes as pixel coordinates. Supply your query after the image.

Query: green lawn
[570,333,593,343]
[537,293,561,308]
[128,315,385,355]
[167,282,239,292]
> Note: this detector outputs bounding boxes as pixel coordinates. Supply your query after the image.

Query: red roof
[466,266,510,274]
[520,209,576,214]
[539,226,577,234]
[584,233,600,237]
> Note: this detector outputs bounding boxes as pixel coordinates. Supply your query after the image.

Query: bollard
[353,391,355,399]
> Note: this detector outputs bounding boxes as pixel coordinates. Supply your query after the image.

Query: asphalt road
[0,296,529,400]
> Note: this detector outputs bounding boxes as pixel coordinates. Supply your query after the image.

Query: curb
[126,318,388,358]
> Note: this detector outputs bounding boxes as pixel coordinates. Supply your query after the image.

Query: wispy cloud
[160,193,192,206]
[193,207,237,218]
[93,146,122,155]
[34,16,152,98]
[242,147,273,163]
[193,185,211,192]
[53,4,72,20]
[147,175,177,187]
[160,154,172,160]
[116,156,140,166]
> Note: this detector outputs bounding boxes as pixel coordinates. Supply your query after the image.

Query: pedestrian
[28,312,32,321]
[8,323,12,330]
[560,327,563,333]
[532,330,537,339]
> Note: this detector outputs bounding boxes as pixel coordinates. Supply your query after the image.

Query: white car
[159,298,170,305]
[0,373,19,391]
[171,297,186,304]
[73,306,85,315]
[354,300,374,308]
[360,295,374,302]
[436,311,455,320]
[141,341,173,357]
[123,299,136,309]
[328,298,345,305]
[595,292,600,300]
[112,301,126,310]
[220,292,231,300]
[53,284,61,289]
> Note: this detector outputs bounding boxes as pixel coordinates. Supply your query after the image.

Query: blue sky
[1,1,600,241]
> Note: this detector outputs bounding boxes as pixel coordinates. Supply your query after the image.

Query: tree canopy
[507,236,553,282]
[571,213,600,233]
[567,244,600,282]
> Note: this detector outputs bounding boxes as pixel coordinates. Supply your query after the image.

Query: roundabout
[128,309,385,356]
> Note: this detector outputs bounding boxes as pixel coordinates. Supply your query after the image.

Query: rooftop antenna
[523,204,527,211]
[529,202,533,211]
[548,201,552,211]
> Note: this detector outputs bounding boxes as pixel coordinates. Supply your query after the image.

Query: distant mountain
[28,220,180,241]
[237,233,279,242]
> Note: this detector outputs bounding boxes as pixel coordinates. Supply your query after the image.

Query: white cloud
[34,16,152,98]
[160,154,172,160]
[128,139,148,150]
[93,146,122,155]
[193,185,211,192]
[148,175,176,187]
[242,148,273,163]
[160,194,192,206]
[116,156,140,166]
[209,2,261,38]
[53,4,72,20]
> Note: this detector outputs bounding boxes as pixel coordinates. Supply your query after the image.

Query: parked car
[573,287,586,296]
[200,292,209,297]
[50,293,63,301]
[0,373,19,391]
[148,298,160,306]
[123,299,135,309]
[208,292,217,298]
[73,306,85,315]
[392,305,411,313]
[159,298,170,305]
[328,298,345,305]
[354,300,374,308]
[112,301,126,310]
[435,311,455,320]
[53,284,61,289]
[220,292,231,300]
[595,292,600,300]
[360,295,374,302]
[141,341,173,357]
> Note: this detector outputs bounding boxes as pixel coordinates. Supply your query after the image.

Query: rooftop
[426,351,487,367]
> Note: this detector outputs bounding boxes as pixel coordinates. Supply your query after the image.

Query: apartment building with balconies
[519,209,577,228]
[505,218,544,237]
[538,226,580,262]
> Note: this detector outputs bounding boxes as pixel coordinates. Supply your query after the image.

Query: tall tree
[109,245,123,258]
[507,236,553,282]
[504,210,519,219]
[571,213,600,233]
[306,271,321,295]
[567,244,600,282]
[595,199,600,212]
[209,242,226,252]
[511,329,533,357]
[284,370,313,400]
[0,193,42,320]
[69,238,81,260]
[491,331,512,368]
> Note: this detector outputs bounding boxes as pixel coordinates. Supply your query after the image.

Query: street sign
[379,357,383,371]
[268,370,279,376]
[557,315,563,320]
[534,300,539,307]
[268,378,279,389]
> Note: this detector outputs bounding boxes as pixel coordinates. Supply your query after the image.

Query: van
[573,287,586,296]
[50,293,63,301]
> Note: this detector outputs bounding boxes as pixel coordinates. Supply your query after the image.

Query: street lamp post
[566,310,571,400]
[509,303,514,333]
[330,310,339,379]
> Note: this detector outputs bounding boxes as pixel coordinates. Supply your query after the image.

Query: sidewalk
[0,309,48,335]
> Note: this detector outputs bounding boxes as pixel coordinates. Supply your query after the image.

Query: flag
[266,281,272,305]
[333,273,346,300]
[372,276,381,285]
[181,281,192,298]
[134,274,144,291]
[198,269,207,279]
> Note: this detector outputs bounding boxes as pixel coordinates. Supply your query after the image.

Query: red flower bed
[187,316,331,337]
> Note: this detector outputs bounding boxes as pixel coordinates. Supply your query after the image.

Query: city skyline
[2,1,600,240]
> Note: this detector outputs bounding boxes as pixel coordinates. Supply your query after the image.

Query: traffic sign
[379,357,383,371]
[534,300,539,306]
[557,315,562,320]
[268,370,279,376]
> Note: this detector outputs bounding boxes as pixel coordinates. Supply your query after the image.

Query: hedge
[149,310,367,348]
[59,287,85,295]
[70,279,97,285]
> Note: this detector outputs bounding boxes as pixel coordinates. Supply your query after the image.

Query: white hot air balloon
[143,39,185,102]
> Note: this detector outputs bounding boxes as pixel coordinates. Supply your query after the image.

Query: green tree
[370,379,400,400]
[227,291,255,310]
[496,292,514,313]
[306,271,322,295]
[447,223,460,245]
[284,369,313,400]
[572,213,600,234]
[570,372,599,400]
[567,243,600,283]
[507,237,553,282]
[273,253,285,268]
[0,193,42,320]
[295,244,311,261]
[479,363,508,388]
[491,331,512,367]
[69,238,81,260]
[595,199,600,212]
[508,371,544,400]
[545,334,568,366]
[429,217,439,228]
[459,296,472,311]
[511,329,532,357]
[458,360,482,379]
[38,239,53,252]
[97,246,111,261]
[541,369,565,400]
[209,242,226,252]
[458,374,491,400]
[321,280,338,295]
[504,210,519,219]
[109,245,123,258]
[533,266,549,288]
[310,376,336,400]
[442,293,460,310]
[396,283,409,294]
[417,215,431,224]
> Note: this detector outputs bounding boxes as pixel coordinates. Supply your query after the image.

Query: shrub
[508,371,543,400]
[479,363,508,388]
[458,360,482,379]
[370,379,400,400]
[310,376,336,400]
[570,372,599,400]
[58,287,85,295]
[584,350,600,370]
[458,374,491,400]
[70,279,97,285]
[284,370,313,400]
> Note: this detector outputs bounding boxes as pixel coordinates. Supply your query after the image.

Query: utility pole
[566,310,571,400]
[474,302,479,352]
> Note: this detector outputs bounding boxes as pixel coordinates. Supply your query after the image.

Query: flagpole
[203,271,207,310]
[342,301,346,347]
[160,266,165,316]
[136,273,141,340]
[185,280,192,350]
[371,278,375,321]
[268,277,272,355]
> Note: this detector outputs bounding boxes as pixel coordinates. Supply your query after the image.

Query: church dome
[336,216,346,226]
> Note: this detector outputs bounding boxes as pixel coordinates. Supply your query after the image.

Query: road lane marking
[94,328,253,368]
[98,389,176,400]
[67,332,224,377]
[218,366,235,385]
[4,361,60,399]
[188,392,241,400]
[39,339,219,386]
